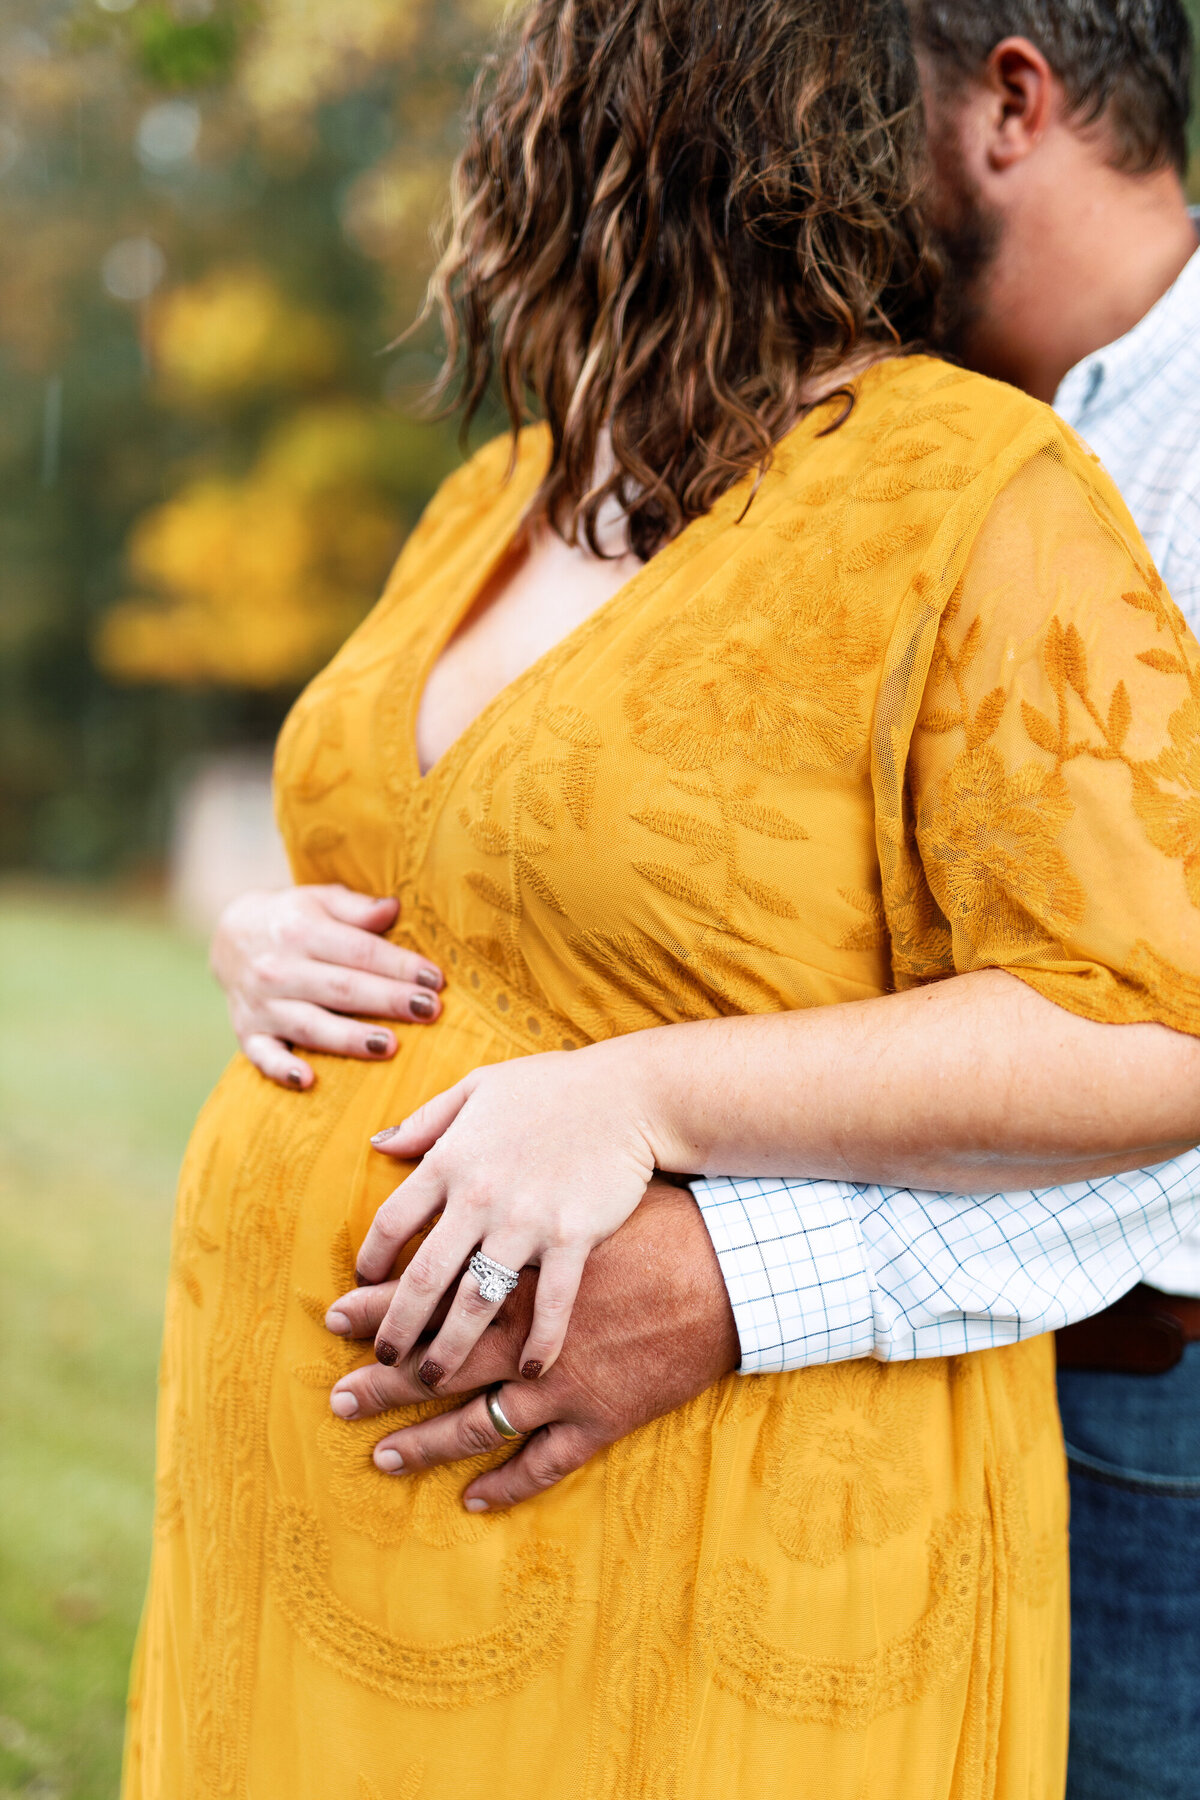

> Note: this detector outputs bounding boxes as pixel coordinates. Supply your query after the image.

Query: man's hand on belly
[322,1178,740,1509]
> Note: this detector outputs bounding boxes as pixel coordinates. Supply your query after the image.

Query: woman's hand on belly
[325,1178,740,1510]
[209,883,444,1088]
[347,1045,668,1386]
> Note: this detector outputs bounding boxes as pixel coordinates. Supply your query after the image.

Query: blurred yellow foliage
[258,401,402,491]
[96,433,401,687]
[340,155,448,265]
[237,0,514,133]
[151,267,342,405]
[238,0,423,127]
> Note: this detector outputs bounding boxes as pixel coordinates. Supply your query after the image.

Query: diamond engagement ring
[469,1250,521,1305]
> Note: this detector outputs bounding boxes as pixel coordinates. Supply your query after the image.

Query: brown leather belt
[1056,1284,1200,1375]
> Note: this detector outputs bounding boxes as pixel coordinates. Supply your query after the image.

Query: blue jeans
[1058,1339,1200,1800]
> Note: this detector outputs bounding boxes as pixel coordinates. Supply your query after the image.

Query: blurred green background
[0,889,229,1799]
[1,0,503,880]
[3,1,1200,1794]
[0,2,502,1794]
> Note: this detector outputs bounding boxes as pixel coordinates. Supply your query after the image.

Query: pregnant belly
[169,994,518,1344]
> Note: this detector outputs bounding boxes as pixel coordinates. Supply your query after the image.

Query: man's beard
[926,155,1004,363]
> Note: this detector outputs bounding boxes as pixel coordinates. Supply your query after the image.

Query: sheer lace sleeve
[888,445,1200,1034]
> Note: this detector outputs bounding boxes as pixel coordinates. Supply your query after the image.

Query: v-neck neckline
[402,374,887,794]
[403,429,708,791]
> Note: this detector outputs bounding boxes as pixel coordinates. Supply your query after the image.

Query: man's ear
[981,36,1057,172]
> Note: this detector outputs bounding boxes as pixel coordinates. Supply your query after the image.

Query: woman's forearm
[621,968,1200,1193]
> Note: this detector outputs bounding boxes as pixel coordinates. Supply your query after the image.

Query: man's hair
[909,0,1193,176]
[425,0,943,562]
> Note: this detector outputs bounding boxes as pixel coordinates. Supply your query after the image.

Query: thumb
[320,885,399,933]
[370,1075,475,1158]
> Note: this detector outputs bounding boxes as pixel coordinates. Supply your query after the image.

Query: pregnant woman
[126,3,1200,1796]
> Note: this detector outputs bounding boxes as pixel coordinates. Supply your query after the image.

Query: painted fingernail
[409,992,436,1020]
[286,1069,303,1089]
[521,1360,544,1381]
[464,1497,489,1513]
[330,1390,358,1419]
[416,965,442,990]
[325,1309,352,1335]
[375,1339,398,1367]
[375,1448,404,1474]
[365,1033,390,1055]
[418,1359,444,1390]
[370,1126,402,1146]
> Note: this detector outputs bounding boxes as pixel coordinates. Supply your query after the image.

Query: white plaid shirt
[693,240,1200,1371]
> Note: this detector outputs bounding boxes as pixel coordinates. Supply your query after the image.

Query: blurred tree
[0,0,1197,877]
[0,0,501,874]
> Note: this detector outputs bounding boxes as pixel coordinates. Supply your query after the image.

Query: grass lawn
[0,888,232,1800]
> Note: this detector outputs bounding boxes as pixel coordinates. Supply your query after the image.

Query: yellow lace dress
[124,355,1200,1800]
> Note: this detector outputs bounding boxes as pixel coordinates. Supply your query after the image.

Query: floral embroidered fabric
[123,353,1200,1799]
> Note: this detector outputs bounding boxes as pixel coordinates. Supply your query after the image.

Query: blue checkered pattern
[1056,233,1200,630]
[694,238,1200,1370]
[697,1157,1200,1371]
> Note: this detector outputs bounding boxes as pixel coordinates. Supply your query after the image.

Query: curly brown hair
[426,0,944,560]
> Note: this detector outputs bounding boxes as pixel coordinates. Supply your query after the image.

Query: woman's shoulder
[370,424,548,612]
[873,357,1150,557]
[838,353,1083,473]
[856,355,1129,508]
[412,424,549,541]
[764,353,1137,571]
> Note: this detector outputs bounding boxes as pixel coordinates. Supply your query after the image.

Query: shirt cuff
[690,1175,878,1373]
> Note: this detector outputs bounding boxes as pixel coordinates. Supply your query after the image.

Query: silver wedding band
[485,1384,525,1441]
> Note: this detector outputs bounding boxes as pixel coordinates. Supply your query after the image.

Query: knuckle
[458,1180,492,1216]
[252,951,285,989]
[403,1257,442,1299]
[460,1415,500,1455]
[399,1435,438,1472]
[375,1196,409,1238]
[536,1289,572,1318]
[360,1368,395,1411]
[526,1457,566,1491]
[352,1368,390,1411]
[275,914,307,951]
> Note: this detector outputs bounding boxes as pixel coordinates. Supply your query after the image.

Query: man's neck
[967,162,1198,403]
